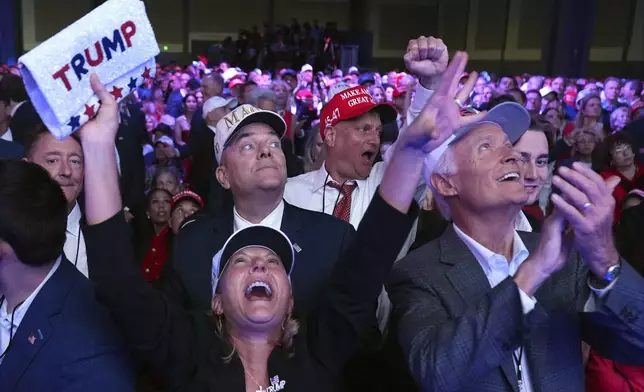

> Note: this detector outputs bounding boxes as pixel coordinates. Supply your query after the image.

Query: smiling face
[216,123,287,196]
[513,130,549,204]
[214,247,293,330]
[27,132,84,208]
[433,124,528,216]
[551,77,565,95]
[325,111,382,181]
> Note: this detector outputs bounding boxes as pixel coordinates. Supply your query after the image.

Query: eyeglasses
[612,145,633,155]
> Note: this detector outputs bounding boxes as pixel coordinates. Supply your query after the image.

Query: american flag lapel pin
[28,333,36,345]
[293,243,302,253]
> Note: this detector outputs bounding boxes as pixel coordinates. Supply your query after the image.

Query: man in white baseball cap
[166,104,356,318]
[203,96,237,133]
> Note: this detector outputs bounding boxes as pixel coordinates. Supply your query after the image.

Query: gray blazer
[387,225,644,392]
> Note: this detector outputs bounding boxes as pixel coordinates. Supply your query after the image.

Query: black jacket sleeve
[309,189,418,375]
[84,212,198,380]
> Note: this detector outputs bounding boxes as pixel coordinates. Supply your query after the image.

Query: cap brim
[449,102,530,145]
[171,195,203,212]
[213,226,295,294]
[223,111,287,150]
[423,102,530,185]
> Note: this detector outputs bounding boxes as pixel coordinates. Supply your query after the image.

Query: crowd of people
[0,31,644,392]
[207,19,340,73]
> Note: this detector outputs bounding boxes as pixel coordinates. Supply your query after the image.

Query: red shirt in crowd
[600,163,644,223]
[586,349,644,392]
[141,226,170,282]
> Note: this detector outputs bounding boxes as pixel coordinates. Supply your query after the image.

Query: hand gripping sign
[18,0,159,139]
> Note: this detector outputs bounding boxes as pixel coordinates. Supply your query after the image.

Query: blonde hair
[609,106,630,131]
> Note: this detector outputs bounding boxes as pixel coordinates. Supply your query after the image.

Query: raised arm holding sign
[18,0,159,140]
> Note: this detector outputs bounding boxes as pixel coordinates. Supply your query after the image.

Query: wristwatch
[604,263,622,283]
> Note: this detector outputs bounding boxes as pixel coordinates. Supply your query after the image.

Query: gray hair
[427,146,458,220]
[246,88,278,107]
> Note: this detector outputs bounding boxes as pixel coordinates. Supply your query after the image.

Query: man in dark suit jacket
[117,102,147,219]
[0,138,23,159]
[166,104,354,315]
[0,160,133,391]
[0,75,40,146]
[387,102,644,392]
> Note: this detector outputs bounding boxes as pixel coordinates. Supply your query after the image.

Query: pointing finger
[436,51,466,97]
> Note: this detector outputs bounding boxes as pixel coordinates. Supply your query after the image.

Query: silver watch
[604,263,621,283]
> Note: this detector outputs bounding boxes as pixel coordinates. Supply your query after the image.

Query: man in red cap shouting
[284,36,448,243]
[284,36,451,331]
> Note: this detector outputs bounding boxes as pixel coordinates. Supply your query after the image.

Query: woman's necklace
[238,354,266,392]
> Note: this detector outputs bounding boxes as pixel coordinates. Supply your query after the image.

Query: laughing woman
[79,53,477,392]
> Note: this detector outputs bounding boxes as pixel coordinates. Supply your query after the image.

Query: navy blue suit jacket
[0,258,134,391]
[0,139,23,160]
[162,201,356,315]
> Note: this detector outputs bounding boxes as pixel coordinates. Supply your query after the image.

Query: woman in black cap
[80,50,479,392]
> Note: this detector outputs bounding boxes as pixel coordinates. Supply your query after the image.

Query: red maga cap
[320,83,397,139]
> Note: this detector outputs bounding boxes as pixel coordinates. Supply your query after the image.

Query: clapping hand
[551,162,621,277]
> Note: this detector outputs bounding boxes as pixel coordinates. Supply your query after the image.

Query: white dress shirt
[0,129,12,142]
[285,97,428,331]
[64,202,88,278]
[454,224,535,391]
[233,200,284,232]
[0,257,61,365]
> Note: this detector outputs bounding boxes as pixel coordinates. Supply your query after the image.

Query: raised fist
[404,36,449,79]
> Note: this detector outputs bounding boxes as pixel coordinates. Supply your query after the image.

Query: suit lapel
[0,259,73,390]
[208,208,234,292]
[441,226,518,389]
[280,202,303,242]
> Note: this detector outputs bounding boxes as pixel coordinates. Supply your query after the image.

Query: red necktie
[327,182,357,222]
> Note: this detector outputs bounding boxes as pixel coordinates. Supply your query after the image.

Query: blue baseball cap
[424,101,531,180]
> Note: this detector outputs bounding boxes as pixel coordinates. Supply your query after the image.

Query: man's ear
[215,166,231,190]
[211,294,224,315]
[430,173,458,197]
[0,241,16,262]
[324,126,336,148]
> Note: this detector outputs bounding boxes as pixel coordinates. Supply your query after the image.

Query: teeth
[497,172,520,182]
[245,281,272,297]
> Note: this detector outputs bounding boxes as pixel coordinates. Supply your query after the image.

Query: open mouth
[361,151,376,162]
[497,172,520,182]
[245,281,273,300]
